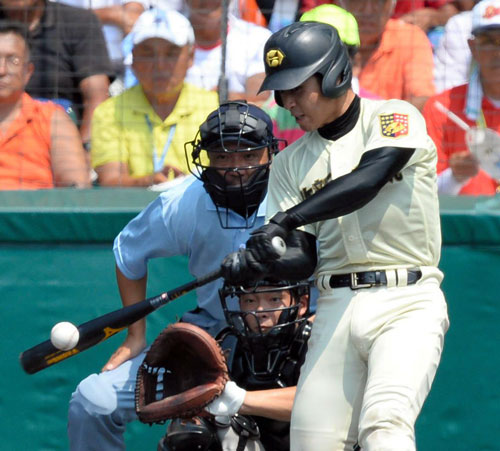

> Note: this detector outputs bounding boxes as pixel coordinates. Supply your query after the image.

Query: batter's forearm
[280,146,415,229]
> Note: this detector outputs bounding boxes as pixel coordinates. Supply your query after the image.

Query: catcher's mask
[185,100,281,229]
[219,279,310,379]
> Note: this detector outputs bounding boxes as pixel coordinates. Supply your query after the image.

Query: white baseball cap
[131,8,195,47]
[471,0,500,34]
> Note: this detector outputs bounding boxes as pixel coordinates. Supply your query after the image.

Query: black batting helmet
[259,21,352,105]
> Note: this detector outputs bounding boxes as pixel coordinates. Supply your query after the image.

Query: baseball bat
[19,238,287,375]
[19,269,222,374]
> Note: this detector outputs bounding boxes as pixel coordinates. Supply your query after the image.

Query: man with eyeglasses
[423,0,500,195]
[0,21,90,189]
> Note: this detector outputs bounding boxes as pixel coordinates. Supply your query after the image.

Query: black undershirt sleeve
[284,146,415,229]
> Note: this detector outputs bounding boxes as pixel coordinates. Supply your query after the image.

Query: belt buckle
[350,272,373,290]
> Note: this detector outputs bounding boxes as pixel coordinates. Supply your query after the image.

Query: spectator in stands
[184,0,272,103]
[0,22,90,190]
[392,0,462,32]
[233,0,301,32]
[233,0,338,32]
[0,0,114,144]
[54,0,147,82]
[338,0,436,111]
[434,0,483,92]
[91,8,219,187]
[423,0,500,195]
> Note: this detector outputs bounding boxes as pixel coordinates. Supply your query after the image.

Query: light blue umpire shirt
[113,175,266,329]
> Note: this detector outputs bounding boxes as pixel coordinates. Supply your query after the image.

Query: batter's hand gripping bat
[20,237,286,374]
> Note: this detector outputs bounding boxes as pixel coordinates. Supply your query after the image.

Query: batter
[222,21,449,451]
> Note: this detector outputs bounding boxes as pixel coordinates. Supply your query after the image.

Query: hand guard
[135,322,229,424]
[220,249,269,285]
[247,211,291,262]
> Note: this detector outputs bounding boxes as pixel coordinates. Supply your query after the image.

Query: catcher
[136,277,314,451]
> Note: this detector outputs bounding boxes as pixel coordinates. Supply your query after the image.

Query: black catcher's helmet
[259,21,352,105]
[219,279,310,380]
[185,101,280,229]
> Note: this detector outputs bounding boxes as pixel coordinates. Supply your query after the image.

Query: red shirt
[0,94,60,190]
[423,84,500,195]
[393,0,452,17]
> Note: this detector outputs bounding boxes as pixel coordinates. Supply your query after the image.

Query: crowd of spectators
[0,0,498,194]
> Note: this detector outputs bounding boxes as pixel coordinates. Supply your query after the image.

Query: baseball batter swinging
[221,22,450,450]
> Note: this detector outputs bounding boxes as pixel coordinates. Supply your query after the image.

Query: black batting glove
[220,249,268,286]
[247,212,292,262]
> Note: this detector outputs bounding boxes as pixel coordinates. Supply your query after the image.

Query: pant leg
[355,275,449,451]
[290,288,366,451]
[68,350,147,451]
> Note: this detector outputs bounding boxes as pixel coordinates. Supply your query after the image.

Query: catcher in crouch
[140,278,314,451]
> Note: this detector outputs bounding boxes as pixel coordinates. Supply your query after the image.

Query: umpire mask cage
[219,279,310,379]
[185,101,280,229]
[259,21,352,106]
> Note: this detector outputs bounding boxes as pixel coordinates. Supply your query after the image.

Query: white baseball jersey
[185,16,271,94]
[267,97,441,277]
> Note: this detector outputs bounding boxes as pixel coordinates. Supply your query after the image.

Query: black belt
[328,269,422,290]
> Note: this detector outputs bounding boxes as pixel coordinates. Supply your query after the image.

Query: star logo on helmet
[266,49,285,68]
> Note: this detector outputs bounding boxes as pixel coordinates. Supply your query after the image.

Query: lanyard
[144,114,177,172]
[476,108,487,130]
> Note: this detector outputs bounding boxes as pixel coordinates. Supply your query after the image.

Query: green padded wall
[1,190,499,450]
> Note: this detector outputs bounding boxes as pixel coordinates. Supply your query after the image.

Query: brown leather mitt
[135,322,229,424]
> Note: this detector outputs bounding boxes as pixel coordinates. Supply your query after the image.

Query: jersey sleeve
[113,192,189,279]
[364,99,434,168]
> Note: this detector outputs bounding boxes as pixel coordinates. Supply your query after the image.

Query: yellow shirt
[91,83,219,177]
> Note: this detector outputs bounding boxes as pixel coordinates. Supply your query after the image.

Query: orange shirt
[0,94,59,190]
[359,19,435,102]
[423,84,500,195]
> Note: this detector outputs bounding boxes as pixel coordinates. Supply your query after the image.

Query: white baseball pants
[290,267,449,451]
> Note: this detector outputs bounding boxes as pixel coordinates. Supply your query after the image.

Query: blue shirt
[113,176,266,328]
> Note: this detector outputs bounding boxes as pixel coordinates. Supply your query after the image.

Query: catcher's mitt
[135,322,229,424]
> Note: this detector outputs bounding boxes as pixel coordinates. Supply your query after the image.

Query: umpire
[222,21,450,451]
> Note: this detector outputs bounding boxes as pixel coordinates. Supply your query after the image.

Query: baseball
[50,321,80,351]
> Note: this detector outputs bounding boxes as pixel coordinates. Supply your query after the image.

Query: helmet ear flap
[321,46,352,98]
